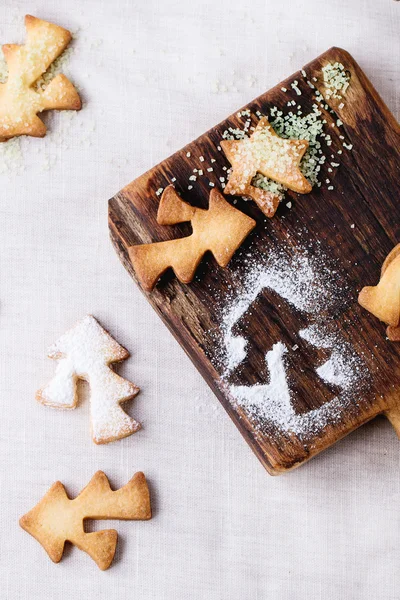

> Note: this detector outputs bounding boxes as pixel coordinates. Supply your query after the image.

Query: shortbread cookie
[358,244,400,339]
[20,471,151,570]
[36,315,141,443]
[221,116,311,217]
[129,185,256,291]
[0,15,81,141]
[387,325,400,341]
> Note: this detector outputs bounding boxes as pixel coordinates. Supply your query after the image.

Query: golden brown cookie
[129,185,256,291]
[20,471,151,570]
[0,15,81,141]
[358,244,400,339]
[220,116,311,217]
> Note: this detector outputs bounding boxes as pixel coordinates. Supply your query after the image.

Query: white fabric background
[0,0,399,598]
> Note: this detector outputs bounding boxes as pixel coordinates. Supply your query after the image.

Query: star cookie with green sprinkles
[221,116,312,217]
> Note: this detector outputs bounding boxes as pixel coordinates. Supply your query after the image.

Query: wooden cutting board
[109,47,400,474]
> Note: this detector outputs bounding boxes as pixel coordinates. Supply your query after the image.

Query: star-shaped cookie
[221,117,312,217]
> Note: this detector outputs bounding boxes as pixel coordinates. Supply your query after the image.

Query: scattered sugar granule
[156,187,164,196]
[0,137,24,174]
[186,151,191,157]
[34,47,74,91]
[291,80,302,95]
[199,156,204,162]
[350,223,355,229]
[322,62,350,100]
[281,87,287,92]
[0,41,86,174]
[252,174,285,200]
[0,49,8,83]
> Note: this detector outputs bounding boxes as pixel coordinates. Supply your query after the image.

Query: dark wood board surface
[109,47,400,474]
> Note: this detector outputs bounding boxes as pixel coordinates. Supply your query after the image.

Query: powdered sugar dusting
[218,248,368,440]
[223,251,337,373]
[229,342,344,436]
[37,315,140,444]
[299,323,364,392]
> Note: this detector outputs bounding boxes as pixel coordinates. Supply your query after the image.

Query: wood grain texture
[109,47,400,474]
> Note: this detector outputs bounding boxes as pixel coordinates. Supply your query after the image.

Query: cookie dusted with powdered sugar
[36,315,141,444]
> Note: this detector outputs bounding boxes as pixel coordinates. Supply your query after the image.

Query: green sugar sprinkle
[252,173,286,200]
[222,92,353,201]
[268,104,326,188]
[322,62,350,100]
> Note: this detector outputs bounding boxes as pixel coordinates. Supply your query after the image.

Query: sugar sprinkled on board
[219,87,354,200]
[291,80,302,95]
[221,250,338,373]
[299,324,364,391]
[322,62,350,100]
[217,247,369,439]
[228,342,346,437]
[178,68,352,199]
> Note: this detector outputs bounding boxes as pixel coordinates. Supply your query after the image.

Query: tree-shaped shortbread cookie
[221,116,312,217]
[20,471,151,570]
[0,15,81,141]
[129,185,256,291]
[36,315,141,443]
[358,244,400,341]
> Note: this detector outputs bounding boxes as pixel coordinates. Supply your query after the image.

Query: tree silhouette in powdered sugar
[222,252,366,438]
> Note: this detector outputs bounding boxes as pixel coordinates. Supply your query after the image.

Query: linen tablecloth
[1,0,399,597]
